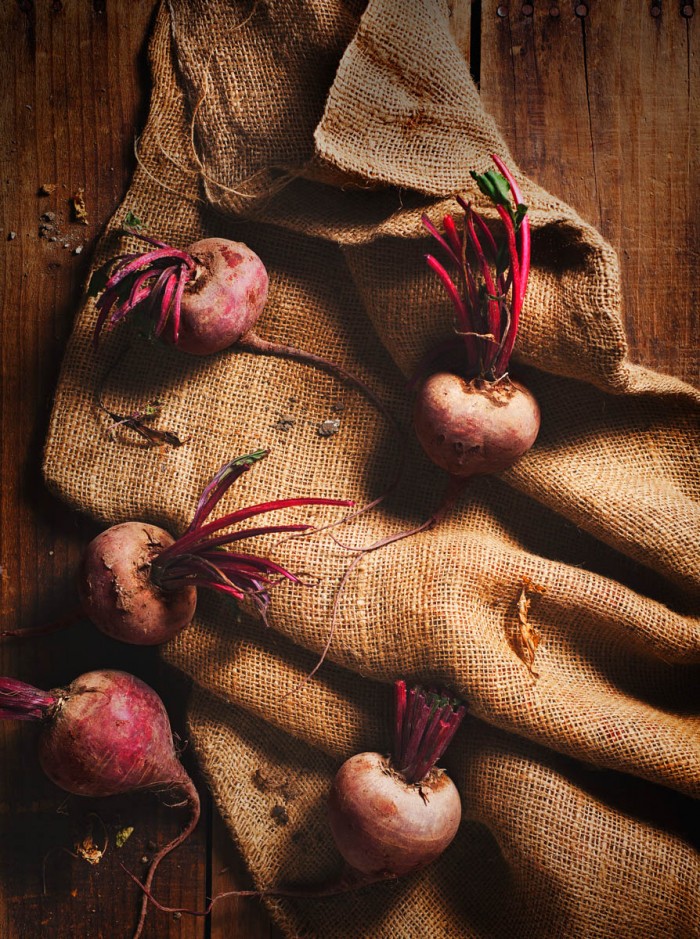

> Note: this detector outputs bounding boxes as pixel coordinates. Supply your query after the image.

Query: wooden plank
[449,0,472,55]
[0,2,210,937]
[210,802,284,939]
[480,0,698,385]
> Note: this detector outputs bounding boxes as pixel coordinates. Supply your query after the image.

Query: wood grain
[0,2,207,937]
[1,2,697,938]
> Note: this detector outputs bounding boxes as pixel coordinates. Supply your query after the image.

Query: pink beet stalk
[392,681,465,784]
[0,677,57,720]
[422,155,531,381]
[413,156,540,479]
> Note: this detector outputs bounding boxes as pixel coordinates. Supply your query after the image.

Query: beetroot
[0,669,199,939]
[414,156,540,478]
[413,373,540,477]
[77,450,352,645]
[90,235,268,355]
[78,522,197,645]
[327,681,465,878]
[90,228,398,441]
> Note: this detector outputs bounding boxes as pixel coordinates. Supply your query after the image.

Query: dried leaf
[512,575,546,678]
[71,188,89,225]
[39,183,57,196]
[102,403,187,449]
[75,835,105,866]
[115,826,134,848]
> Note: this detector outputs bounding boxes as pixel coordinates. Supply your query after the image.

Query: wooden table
[1,2,696,937]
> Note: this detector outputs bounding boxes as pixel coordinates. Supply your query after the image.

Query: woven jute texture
[43,1,700,936]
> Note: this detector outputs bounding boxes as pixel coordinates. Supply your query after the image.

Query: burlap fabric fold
[43,1,699,936]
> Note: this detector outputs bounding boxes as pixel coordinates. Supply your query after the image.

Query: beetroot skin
[175,238,269,355]
[328,751,462,877]
[413,372,540,477]
[37,670,193,798]
[78,522,197,646]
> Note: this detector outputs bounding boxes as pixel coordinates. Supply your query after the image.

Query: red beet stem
[393,680,407,767]
[421,214,462,267]
[148,452,353,618]
[90,243,196,348]
[0,678,57,720]
[425,254,473,342]
[391,682,465,785]
[493,203,522,370]
[441,214,463,261]
[422,216,479,370]
[187,451,268,533]
[464,207,501,372]
[159,497,352,560]
[490,154,530,297]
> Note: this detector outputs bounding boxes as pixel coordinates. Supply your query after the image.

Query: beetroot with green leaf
[414,155,540,478]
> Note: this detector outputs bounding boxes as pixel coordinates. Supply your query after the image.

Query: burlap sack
[43,1,700,936]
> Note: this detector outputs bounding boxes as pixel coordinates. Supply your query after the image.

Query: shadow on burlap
[43,1,700,936]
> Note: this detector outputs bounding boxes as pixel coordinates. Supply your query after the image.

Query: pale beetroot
[415,156,540,478]
[0,669,200,939]
[327,681,465,878]
[413,373,540,477]
[77,450,352,645]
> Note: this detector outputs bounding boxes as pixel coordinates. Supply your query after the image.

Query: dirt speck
[274,415,295,433]
[318,419,341,438]
[271,804,289,826]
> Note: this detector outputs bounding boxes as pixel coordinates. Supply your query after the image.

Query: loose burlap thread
[43,1,699,936]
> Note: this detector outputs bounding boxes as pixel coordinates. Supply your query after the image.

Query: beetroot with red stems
[414,155,540,478]
[0,669,199,939]
[77,450,352,645]
[90,234,268,355]
[327,681,465,878]
[89,228,398,439]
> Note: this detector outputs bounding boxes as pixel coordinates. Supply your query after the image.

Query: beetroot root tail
[122,860,398,919]
[0,606,85,641]
[131,776,201,939]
